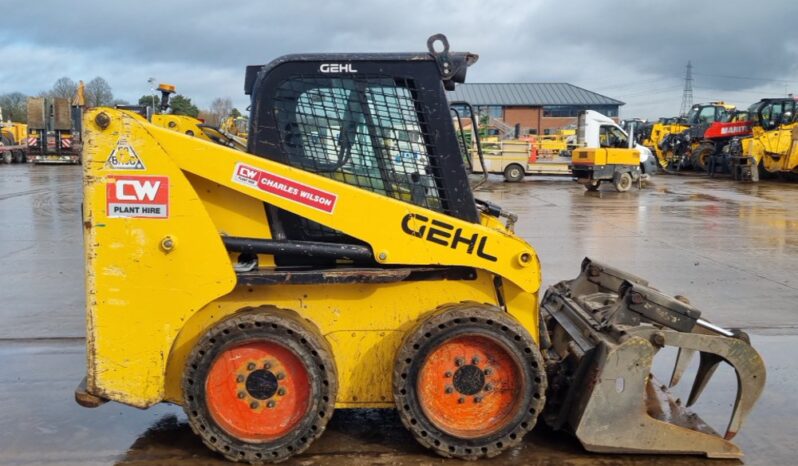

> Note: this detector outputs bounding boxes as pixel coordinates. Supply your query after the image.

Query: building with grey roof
[447,83,624,135]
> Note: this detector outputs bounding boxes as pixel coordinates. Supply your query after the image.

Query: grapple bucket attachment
[540,258,765,458]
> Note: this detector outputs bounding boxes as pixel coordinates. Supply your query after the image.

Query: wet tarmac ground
[1,165,797,465]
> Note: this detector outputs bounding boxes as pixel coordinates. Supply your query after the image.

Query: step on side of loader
[540,258,766,458]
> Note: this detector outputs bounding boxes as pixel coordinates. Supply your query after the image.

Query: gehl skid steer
[76,35,765,463]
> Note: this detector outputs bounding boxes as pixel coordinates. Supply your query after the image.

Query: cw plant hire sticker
[106,138,145,170]
[106,175,169,218]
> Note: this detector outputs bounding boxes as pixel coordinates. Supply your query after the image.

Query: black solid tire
[585,180,600,191]
[503,164,525,182]
[693,143,714,172]
[393,303,547,460]
[614,172,632,192]
[183,308,338,464]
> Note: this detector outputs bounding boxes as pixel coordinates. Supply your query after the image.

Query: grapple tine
[686,352,721,407]
[669,347,695,388]
[540,257,767,458]
[664,331,766,441]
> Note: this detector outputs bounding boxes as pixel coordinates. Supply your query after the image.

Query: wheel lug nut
[444,371,453,378]
[237,391,246,399]
[454,357,464,367]
[457,397,465,404]
[247,362,256,371]
[474,396,482,403]
[250,401,259,409]
[276,372,285,380]
[264,361,272,370]
[484,368,493,376]
[267,400,276,408]
[484,384,493,392]
[236,375,244,383]
[471,356,480,365]
[277,387,286,396]
[444,385,454,394]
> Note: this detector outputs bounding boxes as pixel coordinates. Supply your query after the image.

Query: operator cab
[684,103,731,126]
[243,35,480,261]
[747,98,798,131]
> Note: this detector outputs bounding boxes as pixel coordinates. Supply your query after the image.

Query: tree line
[0,77,239,126]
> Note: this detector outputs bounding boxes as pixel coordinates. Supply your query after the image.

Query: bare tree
[206,97,233,126]
[85,77,114,107]
[0,92,28,122]
[49,77,77,100]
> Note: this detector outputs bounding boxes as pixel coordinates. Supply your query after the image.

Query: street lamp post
[147,77,156,115]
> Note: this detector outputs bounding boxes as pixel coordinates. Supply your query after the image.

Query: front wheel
[393,304,547,460]
[2,152,11,164]
[693,143,714,172]
[614,172,633,192]
[503,164,525,182]
[183,308,338,463]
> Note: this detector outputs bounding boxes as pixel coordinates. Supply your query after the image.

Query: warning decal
[232,163,337,213]
[106,175,169,218]
[106,139,145,170]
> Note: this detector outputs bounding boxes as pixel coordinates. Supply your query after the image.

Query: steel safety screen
[273,76,447,213]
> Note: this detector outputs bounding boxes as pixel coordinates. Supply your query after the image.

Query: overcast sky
[2,0,797,119]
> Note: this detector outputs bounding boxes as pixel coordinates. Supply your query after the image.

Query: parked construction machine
[26,97,81,164]
[648,102,736,170]
[148,83,248,152]
[76,35,765,463]
[0,110,28,163]
[730,97,798,181]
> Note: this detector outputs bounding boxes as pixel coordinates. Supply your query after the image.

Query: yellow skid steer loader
[76,35,765,463]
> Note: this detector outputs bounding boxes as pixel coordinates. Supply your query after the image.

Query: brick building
[447,83,623,135]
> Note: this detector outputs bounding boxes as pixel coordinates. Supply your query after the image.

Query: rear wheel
[693,143,714,172]
[585,180,600,191]
[393,304,546,460]
[183,308,337,463]
[614,172,632,192]
[1,136,12,164]
[503,164,525,182]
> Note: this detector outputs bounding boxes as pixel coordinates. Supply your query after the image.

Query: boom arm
[84,108,540,294]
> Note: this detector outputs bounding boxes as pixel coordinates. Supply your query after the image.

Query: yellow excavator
[730,97,798,181]
[75,35,765,463]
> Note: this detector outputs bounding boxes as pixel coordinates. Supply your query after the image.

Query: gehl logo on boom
[401,213,498,262]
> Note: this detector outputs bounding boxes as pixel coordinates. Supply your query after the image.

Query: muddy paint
[1,166,798,464]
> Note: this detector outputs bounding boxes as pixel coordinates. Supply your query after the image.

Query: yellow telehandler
[730,97,798,181]
[76,35,765,463]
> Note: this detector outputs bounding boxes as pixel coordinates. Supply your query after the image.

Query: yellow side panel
[572,148,605,165]
[503,279,539,344]
[83,115,236,408]
[185,174,276,267]
[164,273,501,408]
[605,148,640,166]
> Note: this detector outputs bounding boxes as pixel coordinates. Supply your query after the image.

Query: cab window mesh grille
[273,76,447,213]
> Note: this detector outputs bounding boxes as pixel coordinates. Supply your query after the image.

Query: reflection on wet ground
[1,166,797,465]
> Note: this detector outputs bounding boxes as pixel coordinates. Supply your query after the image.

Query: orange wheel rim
[417,334,524,438]
[206,341,311,442]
